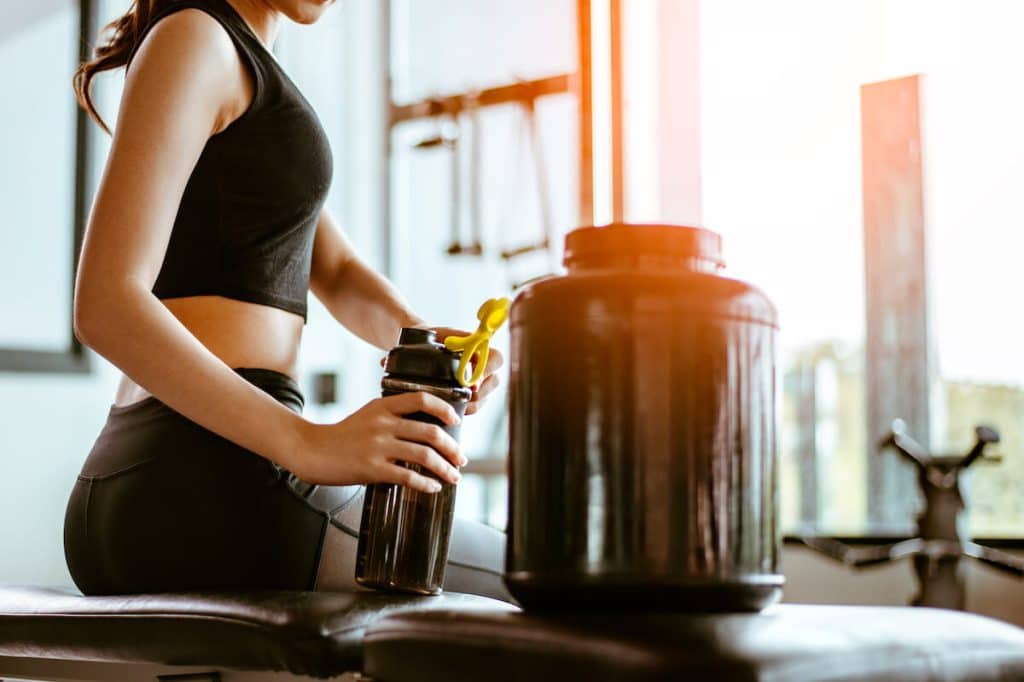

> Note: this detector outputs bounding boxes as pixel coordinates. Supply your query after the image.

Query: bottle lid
[398,328,436,346]
[386,328,462,384]
[563,223,725,270]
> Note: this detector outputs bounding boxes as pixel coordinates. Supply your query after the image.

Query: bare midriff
[113,295,304,407]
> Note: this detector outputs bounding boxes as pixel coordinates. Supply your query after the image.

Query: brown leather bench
[0,586,515,680]
[363,603,1024,681]
[5,586,1024,680]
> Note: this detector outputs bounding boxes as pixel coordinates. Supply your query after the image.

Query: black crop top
[126,0,333,321]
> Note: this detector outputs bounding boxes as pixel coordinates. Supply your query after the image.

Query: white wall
[0,0,120,586]
[0,370,120,585]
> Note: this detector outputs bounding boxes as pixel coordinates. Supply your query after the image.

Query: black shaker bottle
[354,327,473,595]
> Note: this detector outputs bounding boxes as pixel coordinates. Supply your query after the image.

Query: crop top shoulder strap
[122,0,334,322]
[127,0,265,94]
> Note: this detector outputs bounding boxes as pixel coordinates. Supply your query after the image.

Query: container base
[354,576,442,596]
[504,572,784,613]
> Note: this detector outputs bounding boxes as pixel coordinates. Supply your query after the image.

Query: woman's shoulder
[126,7,245,81]
[121,5,257,136]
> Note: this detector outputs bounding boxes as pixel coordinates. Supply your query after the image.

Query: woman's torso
[115,0,333,407]
[114,296,303,406]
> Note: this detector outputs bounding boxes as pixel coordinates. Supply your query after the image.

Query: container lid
[563,224,725,270]
[385,328,462,384]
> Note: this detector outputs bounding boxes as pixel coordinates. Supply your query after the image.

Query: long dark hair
[73,1,168,134]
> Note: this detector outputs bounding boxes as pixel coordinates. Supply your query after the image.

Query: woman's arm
[309,209,504,415]
[309,208,424,350]
[74,11,464,491]
[75,10,312,461]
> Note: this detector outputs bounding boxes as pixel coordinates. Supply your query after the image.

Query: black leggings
[63,368,511,601]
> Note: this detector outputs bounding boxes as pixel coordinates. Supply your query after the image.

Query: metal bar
[389,74,572,127]
[528,99,554,249]
[577,0,594,226]
[468,101,483,249]
[450,124,462,251]
[609,0,625,223]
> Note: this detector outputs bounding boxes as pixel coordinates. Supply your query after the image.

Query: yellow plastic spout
[444,297,511,387]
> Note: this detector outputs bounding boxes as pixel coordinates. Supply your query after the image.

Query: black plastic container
[505,224,782,611]
[355,328,472,595]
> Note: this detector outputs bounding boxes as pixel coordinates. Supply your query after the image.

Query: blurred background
[1,0,1021,623]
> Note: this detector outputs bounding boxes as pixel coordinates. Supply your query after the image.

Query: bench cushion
[363,604,1024,681]
[0,586,515,678]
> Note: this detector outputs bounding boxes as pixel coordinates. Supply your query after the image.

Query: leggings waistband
[106,367,304,419]
[233,367,304,412]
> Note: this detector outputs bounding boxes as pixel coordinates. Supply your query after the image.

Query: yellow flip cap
[444,297,511,387]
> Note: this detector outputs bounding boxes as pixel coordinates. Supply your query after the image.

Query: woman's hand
[294,392,468,492]
[428,326,504,416]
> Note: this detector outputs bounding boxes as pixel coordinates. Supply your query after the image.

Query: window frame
[0,0,97,374]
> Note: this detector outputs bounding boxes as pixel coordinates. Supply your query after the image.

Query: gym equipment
[497,95,554,264]
[802,420,1024,609]
[412,112,483,257]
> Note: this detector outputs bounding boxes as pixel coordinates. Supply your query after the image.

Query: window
[699,0,1024,538]
[0,2,89,371]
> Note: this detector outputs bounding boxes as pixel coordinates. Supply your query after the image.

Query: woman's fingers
[474,373,500,401]
[381,463,445,494]
[394,417,466,467]
[380,391,460,426]
[479,346,504,376]
[390,440,462,485]
[464,373,501,415]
